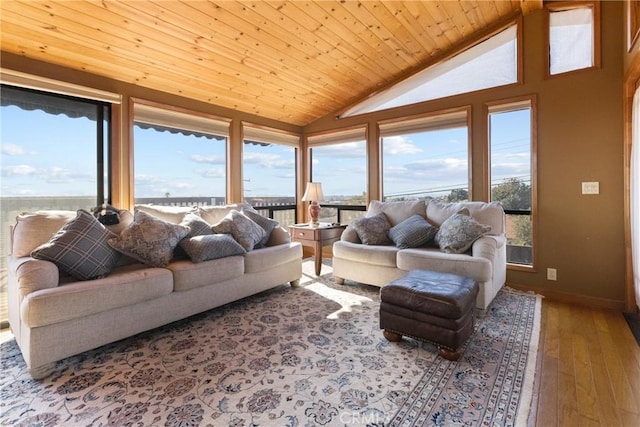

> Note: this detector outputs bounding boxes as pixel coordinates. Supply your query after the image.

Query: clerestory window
[340,23,519,118]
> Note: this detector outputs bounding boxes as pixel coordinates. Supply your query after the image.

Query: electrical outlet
[547,268,557,281]
[581,181,599,194]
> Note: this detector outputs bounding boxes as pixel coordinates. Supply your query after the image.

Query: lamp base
[309,201,320,227]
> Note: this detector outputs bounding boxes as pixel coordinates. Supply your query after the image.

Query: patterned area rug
[0,260,540,426]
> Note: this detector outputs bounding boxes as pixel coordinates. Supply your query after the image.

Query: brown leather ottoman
[380,270,479,361]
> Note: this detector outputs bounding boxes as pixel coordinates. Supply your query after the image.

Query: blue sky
[1,105,530,200]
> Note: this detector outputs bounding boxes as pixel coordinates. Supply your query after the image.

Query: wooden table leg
[314,240,322,275]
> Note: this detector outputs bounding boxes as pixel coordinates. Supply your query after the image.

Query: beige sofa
[332,200,506,312]
[7,203,302,379]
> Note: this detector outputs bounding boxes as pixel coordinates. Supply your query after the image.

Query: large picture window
[380,109,470,202]
[243,123,299,225]
[1,84,112,326]
[133,102,230,206]
[487,97,536,267]
[308,127,368,224]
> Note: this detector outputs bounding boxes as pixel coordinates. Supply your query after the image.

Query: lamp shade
[302,182,324,202]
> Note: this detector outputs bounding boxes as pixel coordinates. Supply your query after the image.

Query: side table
[289,223,347,276]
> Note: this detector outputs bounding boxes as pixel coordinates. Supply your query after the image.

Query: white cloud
[1,143,30,156]
[190,154,225,164]
[197,168,225,178]
[382,136,422,155]
[244,152,294,169]
[1,164,37,176]
[312,141,366,158]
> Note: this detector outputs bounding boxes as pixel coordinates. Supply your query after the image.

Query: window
[380,109,470,202]
[243,123,299,224]
[487,98,535,267]
[340,24,519,117]
[1,83,112,326]
[547,2,599,76]
[133,102,230,206]
[308,127,368,224]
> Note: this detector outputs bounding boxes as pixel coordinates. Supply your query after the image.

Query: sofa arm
[340,226,361,243]
[9,257,60,297]
[472,235,505,261]
[266,225,291,246]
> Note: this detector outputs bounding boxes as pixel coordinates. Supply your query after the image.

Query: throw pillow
[389,214,438,249]
[242,207,279,248]
[31,210,120,280]
[212,210,266,251]
[180,212,214,238]
[180,234,247,263]
[108,210,191,267]
[350,212,392,245]
[435,208,492,254]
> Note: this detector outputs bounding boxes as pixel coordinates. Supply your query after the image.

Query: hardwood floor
[534,299,640,426]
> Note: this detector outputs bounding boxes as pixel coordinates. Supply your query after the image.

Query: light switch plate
[581,181,599,195]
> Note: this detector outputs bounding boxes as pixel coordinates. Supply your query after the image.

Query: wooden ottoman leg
[438,347,461,361]
[383,329,402,342]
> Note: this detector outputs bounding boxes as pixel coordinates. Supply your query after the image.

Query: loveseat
[7,203,302,379]
[332,200,506,312]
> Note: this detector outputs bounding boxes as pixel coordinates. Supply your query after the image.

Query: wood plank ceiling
[0,1,539,126]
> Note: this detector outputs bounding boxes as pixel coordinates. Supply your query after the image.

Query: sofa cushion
[180,234,246,263]
[135,204,197,224]
[197,202,252,225]
[168,256,245,292]
[435,208,492,254]
[108,210,191,267]
[212,210,266,251]
[244,243,303,274]
[397,248,492,283]
[242,208,279,248]
[332,240,398,267]
[11,210,78,257]
[21,264,174,328]
[367,200,426,226]
[389,214,438,249]
[350,212,392,245]
[31,210,121,280]
[426,200,504,235]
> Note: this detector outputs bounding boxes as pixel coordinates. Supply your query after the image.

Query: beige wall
[0,2,626,307]
[306,2,626,308]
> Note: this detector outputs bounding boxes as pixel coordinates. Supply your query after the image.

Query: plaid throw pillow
[31,210,120,280]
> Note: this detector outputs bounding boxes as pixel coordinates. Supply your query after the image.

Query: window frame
[131,98,231,205]
[544,1,601,78]
[378,107,472,202]
[485,95,538,271]
[242,122,300,222]
[306,125,369,224]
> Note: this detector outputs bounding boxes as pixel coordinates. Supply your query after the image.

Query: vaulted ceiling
[0,1,541,126]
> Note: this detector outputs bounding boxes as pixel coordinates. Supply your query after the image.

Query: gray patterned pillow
[242,208,278,248]
[212,210,266,251]
[351,212,392,245]
[108,210,191,267]
[389,214,438,249]
[435,208,492,254]
[180,213,214,238]
[180,234,246,263]
[31,210,120,280]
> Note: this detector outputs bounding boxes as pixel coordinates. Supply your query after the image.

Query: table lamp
[302,182,324,227]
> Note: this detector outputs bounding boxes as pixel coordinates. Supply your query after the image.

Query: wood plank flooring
[534,299,640,426]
